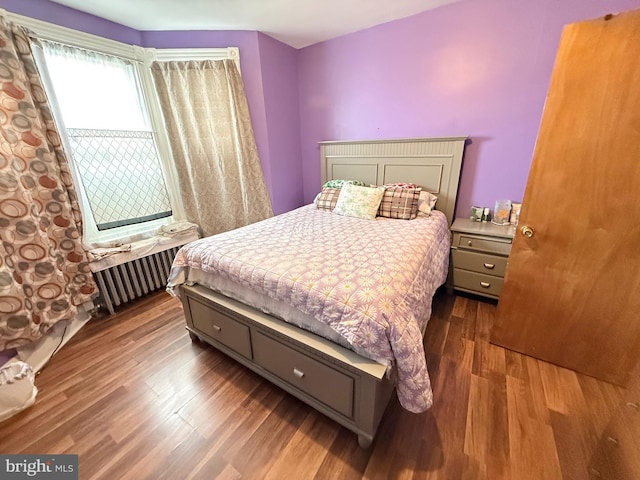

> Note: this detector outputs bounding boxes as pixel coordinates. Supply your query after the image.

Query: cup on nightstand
[470,206,483,222]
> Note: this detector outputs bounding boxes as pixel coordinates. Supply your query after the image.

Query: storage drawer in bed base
[181,284,394,448]
[253,329,355,418]
[189,297,252,359]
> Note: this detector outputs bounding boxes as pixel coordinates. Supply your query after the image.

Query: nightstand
[449,218,516,300]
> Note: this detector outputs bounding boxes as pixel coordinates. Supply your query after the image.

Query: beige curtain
[0,17,97,351]
[150,59,273,237]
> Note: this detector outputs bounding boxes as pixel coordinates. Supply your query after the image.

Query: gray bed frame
[180,136,467,447]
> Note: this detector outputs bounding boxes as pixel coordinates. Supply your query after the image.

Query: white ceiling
[50,0,461,49]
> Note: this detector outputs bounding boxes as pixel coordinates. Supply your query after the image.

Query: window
[37,42,174,242]
[6,9,240,244]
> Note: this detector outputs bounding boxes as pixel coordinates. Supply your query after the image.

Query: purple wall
[5,0,639,216]
[256,33,303,213]
[297,0,640,216]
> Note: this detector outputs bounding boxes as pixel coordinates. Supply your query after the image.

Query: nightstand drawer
[452,268,503,297]
[450,219,515,300]
[452,233,512,255]
[452,249,508,276]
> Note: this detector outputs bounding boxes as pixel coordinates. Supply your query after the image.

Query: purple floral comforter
[167,205,450,412]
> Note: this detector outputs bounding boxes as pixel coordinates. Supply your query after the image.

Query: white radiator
[93,246,181,314]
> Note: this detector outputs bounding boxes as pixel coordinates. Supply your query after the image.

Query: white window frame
[2,8,239,243]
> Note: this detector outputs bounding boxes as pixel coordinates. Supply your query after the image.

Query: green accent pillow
[322,179,367,189]
[332,183,385,220]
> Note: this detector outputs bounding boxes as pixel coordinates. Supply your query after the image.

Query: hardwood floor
[0,290,629,479]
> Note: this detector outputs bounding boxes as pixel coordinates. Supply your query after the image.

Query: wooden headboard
[319,136,467,225]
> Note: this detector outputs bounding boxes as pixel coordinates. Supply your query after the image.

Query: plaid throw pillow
[378,187,421,220]
[316,187,342,210]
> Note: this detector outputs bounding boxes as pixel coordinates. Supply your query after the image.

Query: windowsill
[87,228,200,272]
[83,216,175,247]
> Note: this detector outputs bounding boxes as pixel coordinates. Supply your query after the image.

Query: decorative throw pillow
[418,191,438,215]
[315,187,342,210]
[332,183,385,220]
[384,182,419,189]
[378,187,421,220]
[323,179,367,189]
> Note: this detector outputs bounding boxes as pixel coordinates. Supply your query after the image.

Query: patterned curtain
[0,17,96,351]
[150,59,273,237]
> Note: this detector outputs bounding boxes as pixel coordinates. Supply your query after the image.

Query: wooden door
[491,9,640,386]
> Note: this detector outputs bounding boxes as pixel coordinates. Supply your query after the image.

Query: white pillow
[332,183,385,220]
[418,191,438,215]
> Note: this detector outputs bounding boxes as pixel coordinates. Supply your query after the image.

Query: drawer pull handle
[627,402,639,409]
[480,282,491,288]
[212,324,222,332]
[606,436,619,446]
[293,368,305,379]
[483,263,495,269]
[467,240,473,246]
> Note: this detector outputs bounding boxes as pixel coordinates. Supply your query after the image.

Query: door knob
[520,225,534,238]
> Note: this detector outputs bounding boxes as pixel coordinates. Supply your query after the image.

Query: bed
[167,136,467,447]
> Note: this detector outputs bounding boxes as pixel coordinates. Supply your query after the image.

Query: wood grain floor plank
[377,404,437,480]
[506,375,563,480]
[538,363,598,480]
[0,290,630,479]
[450,294,470,319]
[474,300,494,342]
[423,316,449,380]
[186,453,232,480]
[522,356,553,424]
[89,414,195,480]
[186,382,287,477]
[484,372,510,480]
[539,359,586,415]
[576,374,624,437]
[223,396,309,479]
[425,338,474,480]
[263,410,339,480]
[178,364,261,438]
[313,423,371,479]
[505,348,528,381]
[105,416,197,480]
[214,464,243,480]
[464,374,490,464]
[73,434,118,478]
